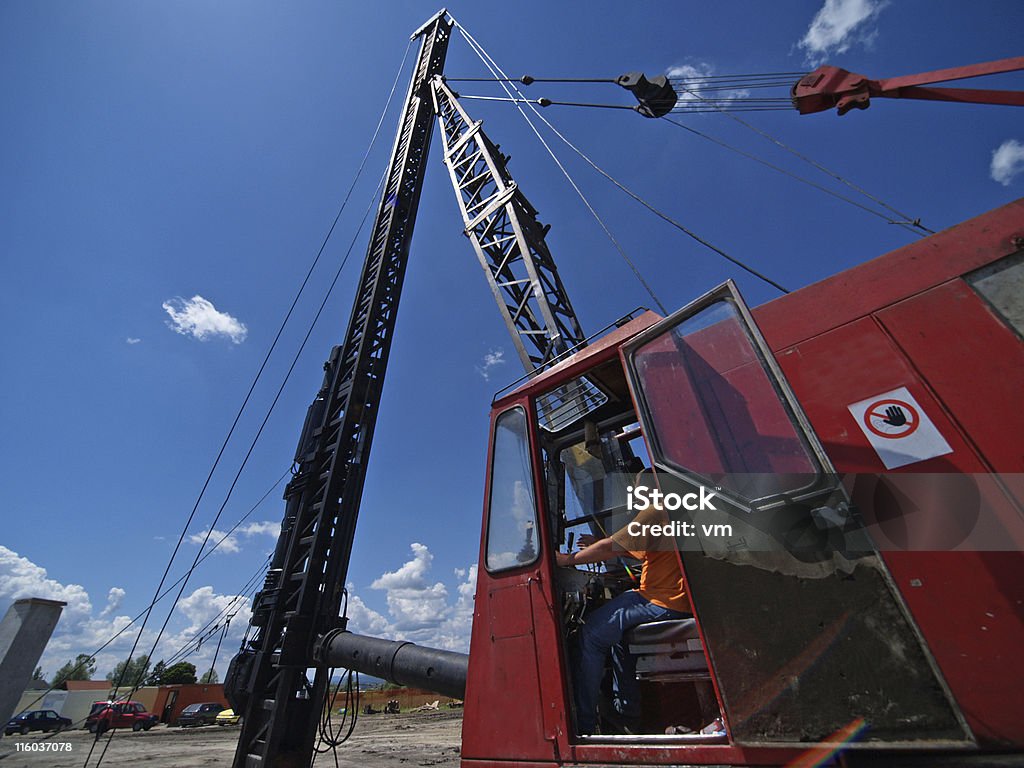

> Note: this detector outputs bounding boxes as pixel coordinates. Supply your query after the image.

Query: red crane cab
[461,198,1024,767]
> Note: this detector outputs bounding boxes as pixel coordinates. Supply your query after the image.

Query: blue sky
[1,1,1021,682]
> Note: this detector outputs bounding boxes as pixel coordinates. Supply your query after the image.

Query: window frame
[483,405,542,574]
[622,280,836,512]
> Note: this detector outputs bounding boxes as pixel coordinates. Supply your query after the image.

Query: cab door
[620,280,973,748]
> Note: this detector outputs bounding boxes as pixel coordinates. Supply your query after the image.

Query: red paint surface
[465,200,1024,765]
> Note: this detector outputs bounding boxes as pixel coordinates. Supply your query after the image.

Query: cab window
[485,407,540,572]
[627,296,824,506]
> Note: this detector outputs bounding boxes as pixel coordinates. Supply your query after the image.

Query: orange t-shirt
[611,506,691,614]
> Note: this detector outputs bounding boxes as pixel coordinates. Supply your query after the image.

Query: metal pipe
[323,632,468,701]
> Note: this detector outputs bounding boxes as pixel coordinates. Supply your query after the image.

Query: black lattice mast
[431,77,586,370]
[229,12,453,768]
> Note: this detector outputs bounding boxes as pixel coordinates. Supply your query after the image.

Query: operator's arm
[556,536,616,567]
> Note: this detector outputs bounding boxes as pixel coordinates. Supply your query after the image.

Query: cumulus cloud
[126,337,141,345]
[991,139,1024,186]
[667,62,749,106]
[434,564,477,649]
[476,348,506,381]
[0,546,256,686]
[176,586,251,633]
[0,546,93,622]
[162,295,248,344]
[0,549,138,678]
[151,586,252,682]
[371,542,434,591]
[240,521,280,537]
[370,543,450,631]
[188,520,280,555]
[0,547,142,678]
[345,591,390,636]
[99,587,126,619]
[798,0,888,65]
[352,545,477,651]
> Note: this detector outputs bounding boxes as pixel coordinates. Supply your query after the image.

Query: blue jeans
[575,590,688,734]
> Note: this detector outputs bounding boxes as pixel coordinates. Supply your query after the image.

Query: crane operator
[555,468,692,735]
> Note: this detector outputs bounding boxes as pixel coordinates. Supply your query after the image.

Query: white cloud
[476,348,506,381]
[126,337,141,345]
[433,564,476,650]
[798,0,888,65]
[0,541,477,686]
[239,521,280,537]
[667,63,710,104]
[190,529,241,554]
[176,586,251,634]
[371,543,450,631]
[667,61,749,105]
[345,592,390,636]
[355,545,477,651]
[991,139,1024,186]
[0,546,255,688]
[385,582,449,632]
[162,295,248,344]
[667,62,750,107]
[99,587,126,619]
[153,586,252,681]
[0,545,93,622]
[188,520,280,555]
[370,542,434,591]
[0,546,144,679]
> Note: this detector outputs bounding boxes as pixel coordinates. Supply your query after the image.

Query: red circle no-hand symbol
[864,398,920,439]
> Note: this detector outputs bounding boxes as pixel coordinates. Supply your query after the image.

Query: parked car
[5,710,72,735]
[85,701,158,733]
[175,702,225,727]
[215,708,241,726]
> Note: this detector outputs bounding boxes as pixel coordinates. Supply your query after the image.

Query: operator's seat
[624,618,708,679]
[624,618,719,731]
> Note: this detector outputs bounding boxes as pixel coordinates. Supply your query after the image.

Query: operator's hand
[577,534,596,549]
[555,551,575,568]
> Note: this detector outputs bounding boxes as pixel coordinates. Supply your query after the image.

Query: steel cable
[452,19,789,294]
[86,35,416,768]
[15,469,288,737]
[451,21,670,312]
[662,116,924,233]
[672,83,934,234]
[454,67,930,235]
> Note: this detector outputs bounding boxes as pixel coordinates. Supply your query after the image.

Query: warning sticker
[848,387,952,469]
[863,397,920,439]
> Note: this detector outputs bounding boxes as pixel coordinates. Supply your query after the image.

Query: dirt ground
[0,709,463,768]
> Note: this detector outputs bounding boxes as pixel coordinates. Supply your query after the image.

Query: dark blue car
[175,702,225,727]
[5,710,72,735]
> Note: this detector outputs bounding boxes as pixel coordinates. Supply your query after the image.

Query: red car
[85,701,158,733]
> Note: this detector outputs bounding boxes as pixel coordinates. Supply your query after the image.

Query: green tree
[199,667,218,684]
[161,662,197,684]
[51,654,96,686]
[145,660,167,686]
[31,666,47,685]
[106,654,150,687]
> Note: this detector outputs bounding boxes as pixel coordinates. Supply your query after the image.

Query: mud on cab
[461,200,1024,767]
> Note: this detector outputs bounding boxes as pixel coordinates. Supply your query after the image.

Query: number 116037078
[16,742,72,752]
